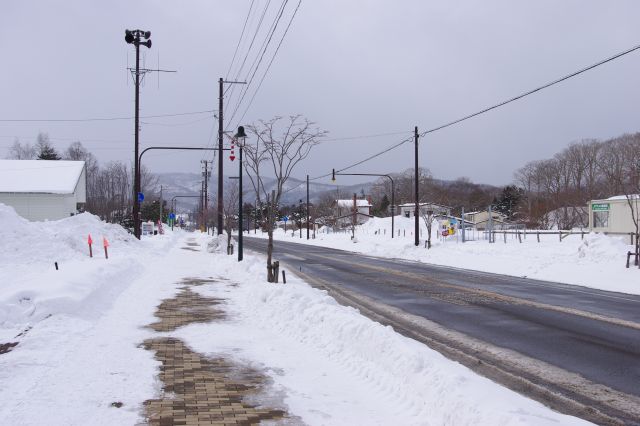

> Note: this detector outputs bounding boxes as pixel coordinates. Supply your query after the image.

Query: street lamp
[332,169,396,238]
[234,126,247,261]
[124,29,152,239]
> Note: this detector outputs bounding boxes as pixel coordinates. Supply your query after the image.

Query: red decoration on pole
[230,140,236,161]
[87,234,93,258]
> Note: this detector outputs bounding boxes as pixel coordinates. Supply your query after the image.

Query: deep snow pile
[0,204,184,425]
[257,215,639,295]
[0,203,134,269]
[0,203,177,341]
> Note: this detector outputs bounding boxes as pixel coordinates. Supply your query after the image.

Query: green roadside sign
[592,203,610,211]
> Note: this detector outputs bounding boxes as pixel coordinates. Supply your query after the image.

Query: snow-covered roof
[336,199,371,208]
[0,160,85,194]
[398,202,450,209]
[606,194,640,200]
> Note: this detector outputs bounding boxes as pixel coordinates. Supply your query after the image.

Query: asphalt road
[244,236,640,424]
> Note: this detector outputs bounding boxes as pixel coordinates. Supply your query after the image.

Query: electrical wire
[0,109,217,123]
[315,130,411,143]
[235,0,302,126]
[225,0,273,101]
[420,42,640,137]
[283,42,640,193]
[227,0,289,125]
[225,0,256,80]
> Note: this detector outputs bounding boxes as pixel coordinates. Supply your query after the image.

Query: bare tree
[223,181,239,253]
[7,138,36,159]
[243,115,327,281]
[421,209,435,249]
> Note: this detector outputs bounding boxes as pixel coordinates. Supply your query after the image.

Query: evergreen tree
[140,199,168,223]
[372,194,390,216]
[495,185,525,220]
[35,133,61,160]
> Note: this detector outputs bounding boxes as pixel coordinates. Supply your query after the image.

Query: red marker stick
[103,237,109,259]
[88,234,93,258]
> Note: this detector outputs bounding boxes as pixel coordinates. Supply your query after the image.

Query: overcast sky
[2,1,640,187]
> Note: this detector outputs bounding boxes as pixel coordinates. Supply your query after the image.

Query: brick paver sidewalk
[142,239,291,425]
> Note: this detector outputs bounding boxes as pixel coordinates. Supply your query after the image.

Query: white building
[588,195,639,234]
[398,202,451,218]
[463,210,508,230]
[333,198,372,226]
[0,160,87,221]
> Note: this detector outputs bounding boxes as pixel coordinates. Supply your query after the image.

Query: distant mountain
[156,172,376,210]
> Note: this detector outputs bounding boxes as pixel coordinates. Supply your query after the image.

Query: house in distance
[0,160,87,221]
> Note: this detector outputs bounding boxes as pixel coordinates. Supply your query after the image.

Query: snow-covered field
[0,204,590,425]
[258,215,640,295]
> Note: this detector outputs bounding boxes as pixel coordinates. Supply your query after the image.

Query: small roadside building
[588,195,639,234]
[463,210,508,230]
[332,198,373,227]
[398,202,451,218]
[0,160,87,221]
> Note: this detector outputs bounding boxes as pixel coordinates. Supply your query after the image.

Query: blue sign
[283,215,289,223]
[137,192,144,202]
[169,213,176,220]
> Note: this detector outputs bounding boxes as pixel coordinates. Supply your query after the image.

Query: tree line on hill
[308,132,639,231]
[514,132,640,229]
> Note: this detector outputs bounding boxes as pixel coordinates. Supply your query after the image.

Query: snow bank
[258,215,640,295]
[0,203,134,269]
[0,204,187,425]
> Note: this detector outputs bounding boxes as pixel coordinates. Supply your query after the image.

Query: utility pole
[461,206,465,243]
[488,204,494,243]
[124,29,174,239]
[200,181,205,231]
[217,78,223,235]
[217,78,247,235]
[202,160,210,232]
[414,126,420,247]
[159,185,163,222]
[306,174,310,240]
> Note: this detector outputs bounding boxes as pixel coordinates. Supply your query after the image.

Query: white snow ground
[256,215,640,295]
[0,204,591,425]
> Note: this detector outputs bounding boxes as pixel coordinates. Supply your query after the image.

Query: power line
[0,109,216,123]
[319,130,411,143]
[225,0,256,80]
[227,0,289,125]
[300,42,640,185]
[420,42,640,137]
[225,0,273,101]
[235,0,302,126]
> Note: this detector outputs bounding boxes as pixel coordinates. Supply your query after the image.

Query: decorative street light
[124,29,152,239]
[234,126,247,261]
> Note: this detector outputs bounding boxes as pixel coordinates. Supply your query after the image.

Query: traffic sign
[138,192,144,202]
[283,216,289,223]
[169,213,176,220]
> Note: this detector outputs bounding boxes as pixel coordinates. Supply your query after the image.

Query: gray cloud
[1,0,639,187]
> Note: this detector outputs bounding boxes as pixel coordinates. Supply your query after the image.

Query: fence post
[504,232,507,243]
[537,232,540,243]
[518,231,522,243]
